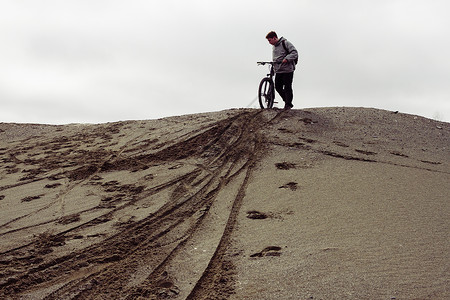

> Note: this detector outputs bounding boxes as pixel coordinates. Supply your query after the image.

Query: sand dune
[0,107,448,299]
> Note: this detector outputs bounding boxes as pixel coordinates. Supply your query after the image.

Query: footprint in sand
[279,182,298,191]
[246,211,268,220]
[275,162,296,170]
[21,195,43,202]
[57,213,81,225]
[45,183,62,189]
[355,149,377,155]
[250,246,283,258]
[420,160,441,165]
[390,151,409,158]
[154,272,180,297]
[333,141,349,148]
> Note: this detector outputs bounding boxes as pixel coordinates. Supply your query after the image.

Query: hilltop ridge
[0,107,449,299]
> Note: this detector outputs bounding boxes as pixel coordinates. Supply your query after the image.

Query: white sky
[1,0,449,124]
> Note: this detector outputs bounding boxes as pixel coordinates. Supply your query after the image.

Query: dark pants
[275,72,294,107]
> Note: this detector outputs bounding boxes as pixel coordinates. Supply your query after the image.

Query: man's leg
[275,72,294,108]
[283,72,294,108]
[274,73,285,102]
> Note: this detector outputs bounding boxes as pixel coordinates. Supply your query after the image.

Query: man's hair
[266,31,278,39]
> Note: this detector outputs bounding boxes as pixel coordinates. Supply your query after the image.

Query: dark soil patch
[246,211,268,220]
[275,162,296,170]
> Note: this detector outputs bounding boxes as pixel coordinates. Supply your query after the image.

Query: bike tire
[258,77,275,109]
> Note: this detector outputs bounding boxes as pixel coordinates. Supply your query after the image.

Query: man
[266,31,298,110]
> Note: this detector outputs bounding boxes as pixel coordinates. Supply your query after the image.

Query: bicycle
[257,61,276,109]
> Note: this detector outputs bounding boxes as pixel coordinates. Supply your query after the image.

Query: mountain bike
[257,62,276,109]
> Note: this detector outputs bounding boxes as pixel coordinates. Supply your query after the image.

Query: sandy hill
[0,107,448,299]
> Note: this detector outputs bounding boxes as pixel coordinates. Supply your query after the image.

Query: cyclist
[265,31,298,110]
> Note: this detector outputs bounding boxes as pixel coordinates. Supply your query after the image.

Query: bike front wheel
[258,77,275,109]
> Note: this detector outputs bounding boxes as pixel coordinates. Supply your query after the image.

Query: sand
[0,107,448,299]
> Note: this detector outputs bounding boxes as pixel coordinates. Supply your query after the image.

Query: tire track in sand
[0,109,281,299]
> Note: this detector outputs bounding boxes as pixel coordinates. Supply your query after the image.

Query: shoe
[284,103,293,110]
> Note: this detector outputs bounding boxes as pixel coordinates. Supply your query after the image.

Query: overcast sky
[1,0,449,124]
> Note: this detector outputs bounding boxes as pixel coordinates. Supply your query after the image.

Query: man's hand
[282,59,288,64]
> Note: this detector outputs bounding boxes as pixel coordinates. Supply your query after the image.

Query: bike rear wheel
[258,77,275,109]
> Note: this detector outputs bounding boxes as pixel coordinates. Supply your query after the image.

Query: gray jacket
[272,37,298,73]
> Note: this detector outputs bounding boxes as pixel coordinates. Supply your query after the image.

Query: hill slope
[0,107,449,299]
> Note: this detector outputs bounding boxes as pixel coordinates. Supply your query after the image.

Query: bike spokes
[258,77,274,109]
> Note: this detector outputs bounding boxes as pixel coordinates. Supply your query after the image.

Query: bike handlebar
[257,61,273,65]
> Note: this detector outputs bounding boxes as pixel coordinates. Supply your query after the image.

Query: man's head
[266,31,278,45]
